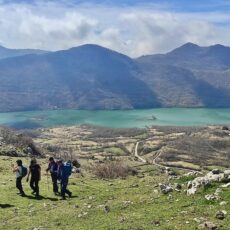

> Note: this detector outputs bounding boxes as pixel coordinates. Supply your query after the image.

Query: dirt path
[134,140,200,172]
[134,142,147,163]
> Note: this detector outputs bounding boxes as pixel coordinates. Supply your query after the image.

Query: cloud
[0,1,230,57]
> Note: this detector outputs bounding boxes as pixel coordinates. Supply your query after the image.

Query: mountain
[137,42,230,70]
[0,43,229,112]
[0,45,48,60]
[136,43,230,107]
[0,44,159,112]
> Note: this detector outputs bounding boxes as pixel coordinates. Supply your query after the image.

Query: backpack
[21,166,28,178]
[63,162,72,177]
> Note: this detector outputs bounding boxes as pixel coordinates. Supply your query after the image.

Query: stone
[211,169,222,174]
[205,194,220,201]
[159,184,173,194]
[219,201,227,206]
[104,205,110,213]
[224,169,230,176]
[119,217,126,223]
[215,210,227,220]
[198,221,219,230]
[187,177,211,195]
[174,183,182,191]
[221,182,230,188]
[152,220,160,226]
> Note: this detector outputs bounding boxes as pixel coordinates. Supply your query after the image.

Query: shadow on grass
[69,195,78,199]
[0,204,14,209]
[25,195,58,201]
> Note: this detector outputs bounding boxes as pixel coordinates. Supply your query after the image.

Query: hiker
[11,159,26,196]
[26,159,41,198]
[46,157,59,195]
[57,159,72,200]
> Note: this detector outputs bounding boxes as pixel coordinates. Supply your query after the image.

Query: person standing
[11,159,26,196]
[46,157,59,195]
[57,159,72,200]
[26,159,41,198]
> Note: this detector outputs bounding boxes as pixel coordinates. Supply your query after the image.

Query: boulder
[187,177,211,195]
[187,168,230,195]
[159,184,173,194]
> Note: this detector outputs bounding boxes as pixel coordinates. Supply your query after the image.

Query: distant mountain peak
[168,42,201,55]
[181,42,200,48]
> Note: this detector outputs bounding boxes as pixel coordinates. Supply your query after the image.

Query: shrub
[91,161,130,179]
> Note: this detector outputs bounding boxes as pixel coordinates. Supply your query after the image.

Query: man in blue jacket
[57,159,72,200]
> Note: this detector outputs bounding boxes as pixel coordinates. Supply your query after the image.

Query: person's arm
[46,163,51,173]
[26,168,31,182]
[11,164,18,173]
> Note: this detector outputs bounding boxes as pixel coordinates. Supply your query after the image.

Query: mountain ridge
[0,42,230,112]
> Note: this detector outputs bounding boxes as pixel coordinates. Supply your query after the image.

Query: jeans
[61,178,71,198]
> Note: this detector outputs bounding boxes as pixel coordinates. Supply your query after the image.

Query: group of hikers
[11,157,76,200]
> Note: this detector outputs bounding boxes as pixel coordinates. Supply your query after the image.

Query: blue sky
[2,0,230,11]
[0,0,229,56]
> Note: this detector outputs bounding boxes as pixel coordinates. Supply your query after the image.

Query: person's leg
[16,177,25,195]
[30,178,35,193]
[34,179,39,197]
[65,178,72,197]
[51,174,58,193]
[61,179,67,199]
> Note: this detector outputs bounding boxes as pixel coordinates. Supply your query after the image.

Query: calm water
[0,108,230,129]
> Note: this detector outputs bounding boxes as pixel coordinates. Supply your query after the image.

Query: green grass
[104,147,125,156]
[0,156,229,230]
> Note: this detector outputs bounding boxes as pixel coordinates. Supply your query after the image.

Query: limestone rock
[215,210,227,220]
[198,221,219,230]
[205,194,220,201]
[159,184,173,194]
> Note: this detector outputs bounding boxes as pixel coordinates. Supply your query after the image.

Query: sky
[0,0,230,57]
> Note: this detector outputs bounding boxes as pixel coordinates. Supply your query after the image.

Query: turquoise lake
[0,108,230,129]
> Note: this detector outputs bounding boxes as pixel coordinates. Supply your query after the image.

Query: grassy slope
[0,157,229,230]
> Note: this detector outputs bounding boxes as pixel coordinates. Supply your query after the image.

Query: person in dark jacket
[46,157,59,195]
[26,159,41,198]
[11,159,25,196]
[57,159,72,200]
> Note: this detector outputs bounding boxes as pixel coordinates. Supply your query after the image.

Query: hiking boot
[20,192,26,197]
[68,192,72,198]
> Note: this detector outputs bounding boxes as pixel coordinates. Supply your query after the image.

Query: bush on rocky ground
[91,161,130,179]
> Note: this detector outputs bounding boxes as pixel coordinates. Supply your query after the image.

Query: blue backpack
[21,166,28,178]
[62,162,72,178]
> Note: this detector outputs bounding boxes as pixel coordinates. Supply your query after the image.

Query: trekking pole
[46,173,50,191]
